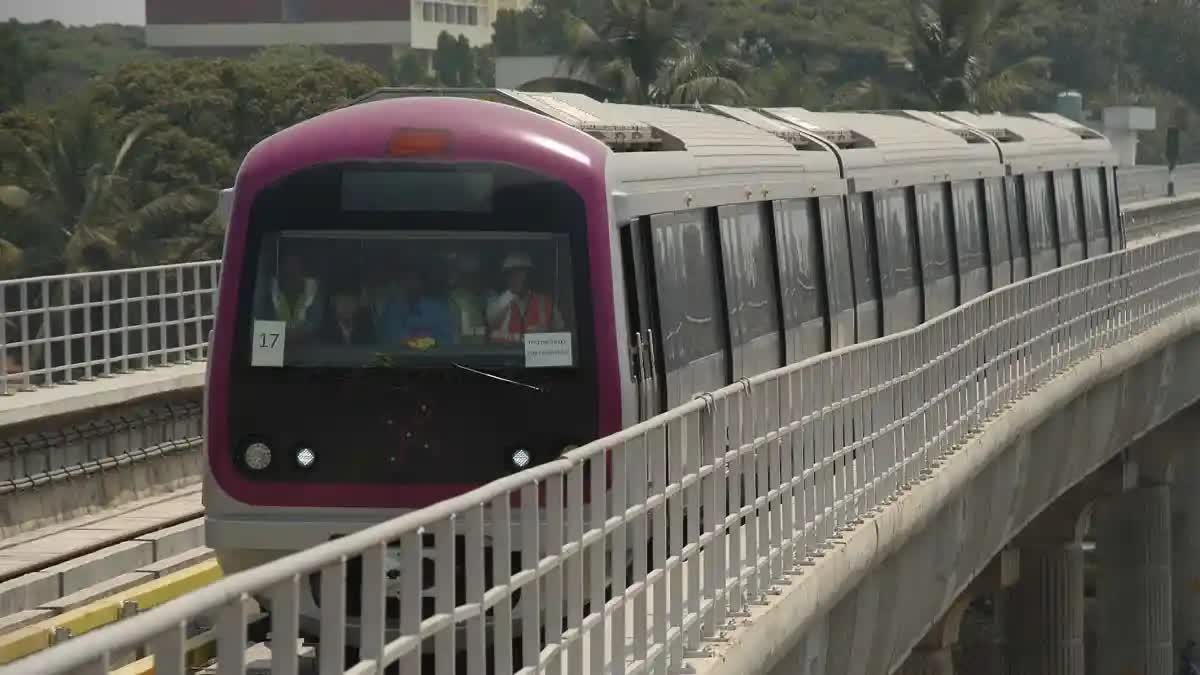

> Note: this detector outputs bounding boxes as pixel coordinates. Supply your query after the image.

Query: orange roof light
[387,128,453,157]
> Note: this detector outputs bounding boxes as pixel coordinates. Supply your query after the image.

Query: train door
[620,219,665,421]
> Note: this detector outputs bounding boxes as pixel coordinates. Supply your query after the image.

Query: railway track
[0,487,230,671]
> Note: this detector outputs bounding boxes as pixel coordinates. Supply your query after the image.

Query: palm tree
[908,0,1050,111]
[561,0,748,105]
[0,98,218,277]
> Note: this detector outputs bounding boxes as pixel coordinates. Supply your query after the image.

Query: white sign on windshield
[524,332,573,368]
[251,320,287,367]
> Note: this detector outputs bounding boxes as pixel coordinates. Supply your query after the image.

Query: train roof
[348,88,1117,211]
[938,111,1117,172]
[756,107,1006,190]
[352,88,845,215]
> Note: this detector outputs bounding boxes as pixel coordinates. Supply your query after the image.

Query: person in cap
[486,251,564,343]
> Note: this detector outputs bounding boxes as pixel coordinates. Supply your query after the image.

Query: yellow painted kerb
[0,560,222,665]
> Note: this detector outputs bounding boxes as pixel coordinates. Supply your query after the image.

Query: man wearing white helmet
[486,251,564,343]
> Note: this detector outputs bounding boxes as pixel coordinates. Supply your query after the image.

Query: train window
[951,180,990,302]
[873,188,920,298]
[1023,172,1057,273]
[1104,168,1122,246]
[951,181,988,274]
[984,177,1012,288]
[915,184,957,317]
[845,194,880,305]
[248,230,578,368]
[818,196,856,348]
[717,203,782,350]
[1080,168,1110,254]
[846,192,882,340]
[1052,170,1085,263]
[1005,176,1031,281]
[649,210,727,371]
[773,199,828,328]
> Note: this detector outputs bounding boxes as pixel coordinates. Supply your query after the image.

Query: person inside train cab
[270,252,322,340]
[319,280,377,346]
[447,252,487,344]
[373,263,454,349]
[486,251,564,343]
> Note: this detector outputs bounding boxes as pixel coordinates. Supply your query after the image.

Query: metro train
[203,88,1120,643]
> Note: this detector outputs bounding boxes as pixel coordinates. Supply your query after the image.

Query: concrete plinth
[1007,542,1085,675]
[896,646,954,675]
[1096,485,1173,675]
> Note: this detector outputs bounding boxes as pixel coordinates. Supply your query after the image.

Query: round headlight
[511,448,531,469]
[296,447,316,468]
[243,442,272,470]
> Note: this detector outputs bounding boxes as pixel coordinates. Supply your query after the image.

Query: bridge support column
[1095,483,1173,675]
[1170,414,1200,649]
[1007,541,1086,674]
[1005,489,1091,675]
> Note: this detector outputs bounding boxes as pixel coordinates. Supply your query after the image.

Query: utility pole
[1167,125,1180,197]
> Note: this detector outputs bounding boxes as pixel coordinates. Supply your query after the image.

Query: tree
[0,21,39,112]
[0,98,218,274]
[563,0,749,104]
[907,0,1052,110]
[492,4,573,57]
[392,49,436,86]
[432,31,479,86]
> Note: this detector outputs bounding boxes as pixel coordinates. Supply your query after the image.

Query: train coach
[202,88,1120,646]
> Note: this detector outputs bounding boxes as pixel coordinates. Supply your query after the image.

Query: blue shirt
[374,295,454,347]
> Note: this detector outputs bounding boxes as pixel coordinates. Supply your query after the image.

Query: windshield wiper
[452,362,543,393]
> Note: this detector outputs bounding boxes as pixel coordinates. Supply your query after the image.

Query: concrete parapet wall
[0,388,204,538]
[688,302,1200,675]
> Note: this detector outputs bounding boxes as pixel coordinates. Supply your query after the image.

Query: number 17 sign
[251,320,287,367]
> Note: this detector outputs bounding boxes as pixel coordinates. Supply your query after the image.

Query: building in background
[144,0,525,72]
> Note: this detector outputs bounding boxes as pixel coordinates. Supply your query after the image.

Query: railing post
[176,266,187,365]
[81,276,93,381]
[139,270,149,370]
[101,273,112,378]
[61,277,74,385]
[157,268,168,367]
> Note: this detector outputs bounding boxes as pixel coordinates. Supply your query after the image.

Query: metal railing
[1118,164,1200,202]
[0,262,220,396]
[13,223,1200,674]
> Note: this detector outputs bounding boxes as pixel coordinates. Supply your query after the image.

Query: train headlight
[243,442,272,471]
[295,447,316,469]
[511,448,531,469]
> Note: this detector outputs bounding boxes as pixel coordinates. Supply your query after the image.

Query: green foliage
[0,40,385,278]
[0,21,40,112]
[562,0,750,104]
[433,32,481,87]
[493,7,572,57]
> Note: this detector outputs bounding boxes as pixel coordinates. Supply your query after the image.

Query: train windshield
[247,229,579,369]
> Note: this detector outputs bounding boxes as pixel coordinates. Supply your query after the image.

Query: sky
[1,0,145,25]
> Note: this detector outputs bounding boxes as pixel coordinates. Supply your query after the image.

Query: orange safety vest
[491,293,554,343]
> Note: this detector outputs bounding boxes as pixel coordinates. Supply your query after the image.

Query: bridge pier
[1008,541,1086,674]
[1095,468,1174,675]
[1169,416,1200,651]
[1006,493,1090,675]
